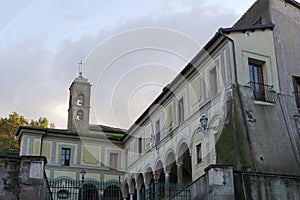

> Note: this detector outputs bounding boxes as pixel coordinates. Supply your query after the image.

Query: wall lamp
[199,115,208,131]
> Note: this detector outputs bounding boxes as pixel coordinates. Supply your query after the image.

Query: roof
[125,24,276,140]
[16,125,127,141]
[286,0,300,9]
[221,24,275,34]
[89,124,127,134]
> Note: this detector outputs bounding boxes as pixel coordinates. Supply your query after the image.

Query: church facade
[17,0,300,199]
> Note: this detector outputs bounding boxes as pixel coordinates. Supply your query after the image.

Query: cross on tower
[78,60,84,78]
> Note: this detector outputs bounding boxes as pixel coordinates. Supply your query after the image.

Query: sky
[0,0,259,129]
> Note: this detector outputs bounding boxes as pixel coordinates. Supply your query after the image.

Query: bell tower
[67,61,91,132]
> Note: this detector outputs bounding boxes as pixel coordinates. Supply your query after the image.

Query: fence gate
[47,177,121,200]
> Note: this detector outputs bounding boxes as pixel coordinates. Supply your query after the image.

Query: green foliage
[0,112,50,148]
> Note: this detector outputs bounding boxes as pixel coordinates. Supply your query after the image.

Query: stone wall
[0,155,51,200]
[187,165,235,200]
[234,171,300,200]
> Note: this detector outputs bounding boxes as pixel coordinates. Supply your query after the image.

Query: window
[178,98,184,125]
[110,153,118,170]
[125,150,128,168]
[293,76,300,109]
[77,94,85,106]
[61,148,71,166]
[76,110,84,120]
[155,120,160,145]
[249,61,265,101]
[138,137,142,154]
[210,67,218,97]
[196,143,202,164]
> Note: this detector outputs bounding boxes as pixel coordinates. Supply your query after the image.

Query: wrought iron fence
[249,82,277,103]
[47,177,121,200]
[143,182,190,200]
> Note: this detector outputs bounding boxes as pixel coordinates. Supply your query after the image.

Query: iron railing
[143,182,190,200]
[248,82,277,103]
[47,177,121,200]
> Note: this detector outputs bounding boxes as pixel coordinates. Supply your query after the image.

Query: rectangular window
[155,120,160,145]
[61,148,71,166]
[293,76,300,109]
[210,67,218,97]
[196,143,202,164]
[125,150,128,168]
[178,98,184,125]
[138,137,143,154]
[110,153,118,170]
[249,61,265,101]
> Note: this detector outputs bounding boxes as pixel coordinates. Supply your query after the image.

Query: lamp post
[199,115,208,131]
[80,170,86,200]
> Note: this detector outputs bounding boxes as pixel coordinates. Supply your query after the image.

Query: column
[177,162,183,189]
[153,172,159,200]
[145,184,150,200]
[130,193,134,200]
[165,171,170,200]
[136,188,140,200]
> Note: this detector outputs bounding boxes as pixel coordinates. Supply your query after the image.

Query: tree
[0,112,50,148]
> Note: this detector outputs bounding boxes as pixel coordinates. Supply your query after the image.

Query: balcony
[249,82,277,103]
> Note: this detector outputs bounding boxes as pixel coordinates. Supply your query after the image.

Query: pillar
[153,171,159,200]
[177,162,183,189]
[130,193,134,200]
[136,188,140,200]
[165,171,170,200]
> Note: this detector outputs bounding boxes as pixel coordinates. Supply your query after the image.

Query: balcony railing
[248,82,277,103]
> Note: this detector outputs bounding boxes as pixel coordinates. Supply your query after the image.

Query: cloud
[0,1,240,129]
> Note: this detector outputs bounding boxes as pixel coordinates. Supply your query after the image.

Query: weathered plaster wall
[0,155,50,200]
[234,171,300,200]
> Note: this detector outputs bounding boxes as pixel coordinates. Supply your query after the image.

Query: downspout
[219,29,257,172]
[40,130,47,156]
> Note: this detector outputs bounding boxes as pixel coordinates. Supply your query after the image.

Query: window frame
[61,148,71,166]
[196,143,202,164]
[110,152,118,170]
[248,59,266,101]
[177,97,184,125]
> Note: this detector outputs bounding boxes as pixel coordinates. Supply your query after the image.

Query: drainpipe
[40,130,47,156]
[219,29,257,172]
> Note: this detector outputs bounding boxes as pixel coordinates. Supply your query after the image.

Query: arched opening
[130,178,137,200]
[137,173,145,199]
[78,183,98,200]
[123,183,129,200]
[178,142,192,187]
[103,184,121,200]
[77,93,85,106]
[155,160,165,199]
[165,151,178,197]
[76,110,84,120]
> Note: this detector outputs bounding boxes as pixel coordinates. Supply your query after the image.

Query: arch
[137,173,144,189]
[155,159,164,173]
[103,184,121,200]
[165,149,176,171]
[123,183,129,199]
[177,140,190,161]
[144,167,153,185]
[77,93,85,106]
[130,177,136,193]
[78,183,98,200]
[76,110,84,120]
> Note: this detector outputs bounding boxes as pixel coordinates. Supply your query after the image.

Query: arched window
[77,94,85,106]
[76,110,84,120]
